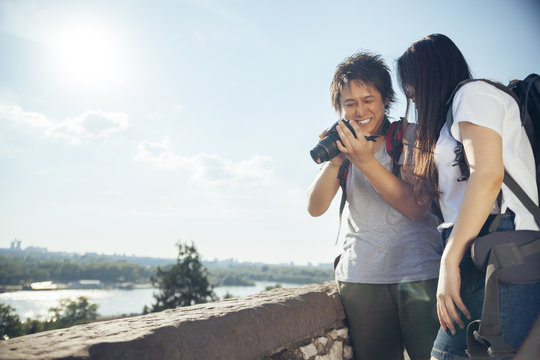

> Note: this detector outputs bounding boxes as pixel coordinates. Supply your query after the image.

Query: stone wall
[1,281,538,360]
[0,282,352,360]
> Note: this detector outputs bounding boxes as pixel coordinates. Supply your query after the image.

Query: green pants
[337,279,439,360]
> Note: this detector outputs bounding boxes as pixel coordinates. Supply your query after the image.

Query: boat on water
[29,281,59,291]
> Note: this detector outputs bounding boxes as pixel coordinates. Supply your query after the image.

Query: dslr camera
[310,119,356,164]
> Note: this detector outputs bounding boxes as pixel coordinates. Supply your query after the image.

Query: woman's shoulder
[456,80,514,104]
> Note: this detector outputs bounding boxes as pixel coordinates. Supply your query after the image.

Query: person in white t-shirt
[396,33,540,360]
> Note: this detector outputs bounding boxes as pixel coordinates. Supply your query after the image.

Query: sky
[1,0,539,265]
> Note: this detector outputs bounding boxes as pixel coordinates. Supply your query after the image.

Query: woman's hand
[335,119,375,167]
[436,250,471,335]
[434,121,503,334]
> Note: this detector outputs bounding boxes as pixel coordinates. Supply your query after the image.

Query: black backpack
[446,74,540,359]
[510,74,540,189]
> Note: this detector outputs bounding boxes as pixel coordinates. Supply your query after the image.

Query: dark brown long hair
[397,34,472,200]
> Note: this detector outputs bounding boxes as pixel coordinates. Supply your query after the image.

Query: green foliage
[0,304,23,339]
[1,250,334,289]
[47,296,99,328]
[206,263,333,286]
[216,274,255,286]
[263,283,282,291]
[0,296,99,339]
[144,241,217,313]
[222,292,235,299]
[0,255,153,285]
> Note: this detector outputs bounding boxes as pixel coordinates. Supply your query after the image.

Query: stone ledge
[0,281,346,360]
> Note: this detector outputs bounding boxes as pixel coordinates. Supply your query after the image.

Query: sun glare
[50,21,127,93]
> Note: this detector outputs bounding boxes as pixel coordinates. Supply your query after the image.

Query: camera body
[310,119,357,164]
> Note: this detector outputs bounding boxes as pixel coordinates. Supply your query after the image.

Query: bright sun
[50,21,127,93]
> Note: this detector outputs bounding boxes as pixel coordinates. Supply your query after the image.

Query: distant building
[67,280,103,289]
[10,239,21,251]
[25,246,48,253]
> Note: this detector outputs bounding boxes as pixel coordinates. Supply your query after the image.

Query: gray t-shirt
[334,125,442,284]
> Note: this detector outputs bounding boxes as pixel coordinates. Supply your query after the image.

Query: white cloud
[134,137,185,169]
[0,105,52,128]
[47,110,129,143]
[135,137,275,186]
[0,105,128,143]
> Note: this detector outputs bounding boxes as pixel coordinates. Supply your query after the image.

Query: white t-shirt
[435,81,539,231]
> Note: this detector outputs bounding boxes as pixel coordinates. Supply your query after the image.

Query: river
[0,281,302,320]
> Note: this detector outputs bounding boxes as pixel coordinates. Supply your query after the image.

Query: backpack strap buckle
[476,332,516,358]
[466,320,516,359]
[452,143,470,182]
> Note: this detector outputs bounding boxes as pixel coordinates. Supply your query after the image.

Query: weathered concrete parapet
[0,281,348,360]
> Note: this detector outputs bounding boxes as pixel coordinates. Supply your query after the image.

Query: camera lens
[309,120,356,164]
[310,134,340,164]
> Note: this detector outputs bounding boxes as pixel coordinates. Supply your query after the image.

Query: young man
[307,52,442,360]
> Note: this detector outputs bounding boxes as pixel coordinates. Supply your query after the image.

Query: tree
[47,296,99,329]
[264,283,282,291]
[0,297,99,339]
[0,303,23,340]
[144,241,217,313]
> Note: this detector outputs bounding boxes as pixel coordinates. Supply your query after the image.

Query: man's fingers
[346,119,361,136]
[336,140,347,153]
[336,124,353,149]
[339,120,362,139]
[336,122,350,139]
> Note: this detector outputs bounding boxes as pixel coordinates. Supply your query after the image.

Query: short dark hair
[330,51,395,114]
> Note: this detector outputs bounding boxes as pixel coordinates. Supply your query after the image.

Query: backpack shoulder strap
[509,74,540,152]
[335,159,351,244]
[444,78,514,183]
[337,158,351,206]
[385,119,405,177]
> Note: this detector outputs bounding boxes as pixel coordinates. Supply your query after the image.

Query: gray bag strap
[468,238,540,359]
[502,170,540,224]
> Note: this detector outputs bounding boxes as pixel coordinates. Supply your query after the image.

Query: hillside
[0,245,333,287]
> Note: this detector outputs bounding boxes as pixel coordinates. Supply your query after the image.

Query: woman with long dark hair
[397,33,540,359]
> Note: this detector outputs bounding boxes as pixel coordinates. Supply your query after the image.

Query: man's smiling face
[340,80,389,136]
